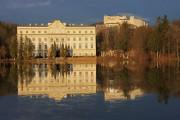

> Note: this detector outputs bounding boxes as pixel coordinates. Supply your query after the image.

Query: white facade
[17,20,96,57]
[104,15,148,28]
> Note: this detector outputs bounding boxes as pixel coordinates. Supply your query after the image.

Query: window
[20,31,23,34]
[79,43,82,49]
[39,44,42,50]
[61,38,64,42]
[85,43,88,49]
[38,31,41,33]
[51,38,53,42]
[91,64,93,67]
[91,37,94,41]
[67,31,70,33]
[73,31,76,33]
[79,38,81,41]
[44,31,47,33]
[79,31,81,33]
[79,72,82,76]
[91,72,94,76]
[44,38,47,41]
[67,38,70,41]
[91,44,93,48]
[85,38,88,41]
[90,31,93,34]
[91,79,94,83]
[44,45,47,50]
[73,38,76,41]
[26,31,28,33]
[74,72,76,76]
[38,38,41,42]
[73,43,76,49]
[44,53,47,57]
[85,31,87,34]
[85,72,88,76]
[32,31,35,33]
[56,38,59,42]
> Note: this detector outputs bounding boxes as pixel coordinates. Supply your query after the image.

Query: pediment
[48,20,66,34]
[49,20,65,28]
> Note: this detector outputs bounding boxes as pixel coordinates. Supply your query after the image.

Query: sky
[0,0,179,24]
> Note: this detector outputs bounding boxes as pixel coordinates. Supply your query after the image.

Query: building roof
[18,19,95,27]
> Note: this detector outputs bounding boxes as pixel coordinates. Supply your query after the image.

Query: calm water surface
[0,63,180,120]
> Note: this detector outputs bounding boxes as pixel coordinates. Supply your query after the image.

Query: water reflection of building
[104,88,144,101]
[102,78,144,101]
[18,64,96,101]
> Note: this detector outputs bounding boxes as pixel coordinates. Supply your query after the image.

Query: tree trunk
[156,51,159,60]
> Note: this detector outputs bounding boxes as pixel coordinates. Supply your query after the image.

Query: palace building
[17,20,96,57]
[104,15,148,28]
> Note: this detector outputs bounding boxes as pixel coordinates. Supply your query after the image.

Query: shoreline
[0,56,179,65]
[0,57,97,64]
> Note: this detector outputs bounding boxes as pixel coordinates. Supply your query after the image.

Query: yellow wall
[17,20,96,57]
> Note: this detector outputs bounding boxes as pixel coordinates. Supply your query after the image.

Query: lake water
[0,63,180,120]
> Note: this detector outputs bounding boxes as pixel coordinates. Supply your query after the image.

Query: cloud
[7,0,52,9]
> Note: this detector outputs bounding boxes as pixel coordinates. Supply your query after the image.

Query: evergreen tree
[50,42,57,58]
[17,36,24,60]
[9,36,18,59]
[60,44,65,57]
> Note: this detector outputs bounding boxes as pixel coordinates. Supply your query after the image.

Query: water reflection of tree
[98,63,180,103]
[0,63,17,95]
[142,65,180,104]
[18,63,35,85]
[116,67,132,99]
[98,65,134,99]
[50,64,72,79]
